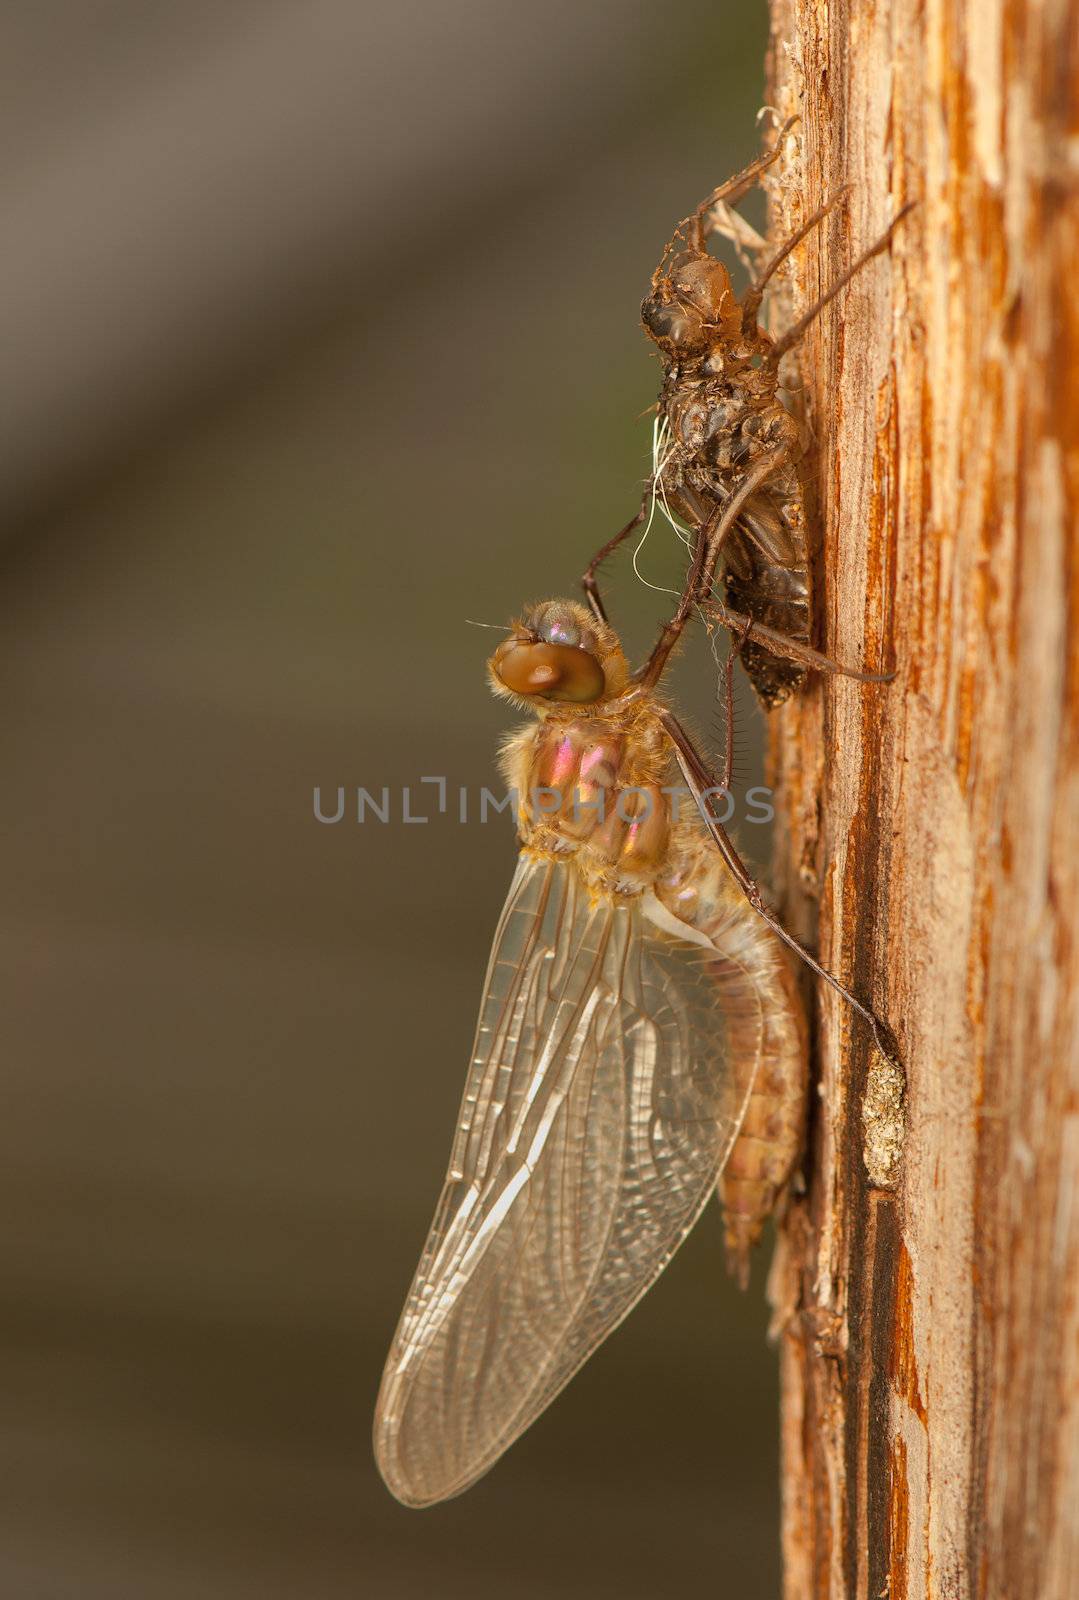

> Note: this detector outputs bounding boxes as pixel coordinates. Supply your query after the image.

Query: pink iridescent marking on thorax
[544,735,579,793]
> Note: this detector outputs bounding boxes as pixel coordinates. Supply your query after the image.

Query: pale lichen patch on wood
[861,1047,905,1187]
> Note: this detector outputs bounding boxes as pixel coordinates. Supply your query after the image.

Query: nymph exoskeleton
[583,120,912,706]
[374,593,897,1508]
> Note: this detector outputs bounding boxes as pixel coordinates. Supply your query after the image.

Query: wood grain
[763,2,1078,1594]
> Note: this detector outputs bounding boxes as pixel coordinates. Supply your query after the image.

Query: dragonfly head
[489,601,628,708]
[641,249,740,359]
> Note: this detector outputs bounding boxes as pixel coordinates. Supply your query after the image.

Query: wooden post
[762,2,1078,1596]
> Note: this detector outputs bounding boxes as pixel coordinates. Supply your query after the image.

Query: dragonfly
[373,589,897,1508]
[583,117,912,705]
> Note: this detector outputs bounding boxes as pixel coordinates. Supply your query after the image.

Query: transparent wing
[374,855,760,1507]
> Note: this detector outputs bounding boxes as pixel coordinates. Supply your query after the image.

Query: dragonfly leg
[659,708,901,1069]
[682,115,800,253]
[766,201,916,365]
[717,613,754,793]
[581,489,652,625]
[740,188,851,334]
[626,506,714,691]
[633,447,790,692]
[706,598,895,684]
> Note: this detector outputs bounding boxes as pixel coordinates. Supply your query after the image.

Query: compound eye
[641,294,706,353]
[543,616,581,648]
[527,603,595,654]
[492,639,605,703]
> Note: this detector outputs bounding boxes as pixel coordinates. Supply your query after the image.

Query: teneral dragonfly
[373,596,894,1508]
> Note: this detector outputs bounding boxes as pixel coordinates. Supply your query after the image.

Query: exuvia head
[488,600,629,708]
[641,249,741,358]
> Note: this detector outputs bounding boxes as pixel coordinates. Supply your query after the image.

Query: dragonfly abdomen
[717,957,807,1285]
[656,835,808,1285]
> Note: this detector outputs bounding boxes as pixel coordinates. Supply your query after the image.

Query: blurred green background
[2,4,782,1596]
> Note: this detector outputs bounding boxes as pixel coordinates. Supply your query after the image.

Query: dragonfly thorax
[500,705,675,896]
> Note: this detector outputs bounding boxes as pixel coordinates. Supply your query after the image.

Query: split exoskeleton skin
[374,600,807,1507]
[642,238,812,707]
[585,140,909,711]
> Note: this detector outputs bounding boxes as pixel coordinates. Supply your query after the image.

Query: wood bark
[762,2,1078,1596]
